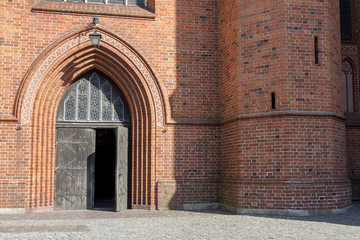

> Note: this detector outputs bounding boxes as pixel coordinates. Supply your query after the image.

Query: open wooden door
[54,128,95,210]
[115,126,129,211]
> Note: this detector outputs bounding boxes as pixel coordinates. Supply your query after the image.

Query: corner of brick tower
[219,0,352,215]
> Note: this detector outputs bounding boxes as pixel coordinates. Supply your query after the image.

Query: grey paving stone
[0,202,359,240]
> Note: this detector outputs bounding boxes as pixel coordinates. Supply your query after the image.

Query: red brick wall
[220,0,343,117]
[0,124,30,208]
[0,0,221,210]
[346,126,360,199]
[156,124,221,209]
[222,116,348,180]
[342,0,360,201]
[349,0,360,200]
[219,0,351,210]
[0,0,357,212]
[221,178,351,210]
[221,116,351,210]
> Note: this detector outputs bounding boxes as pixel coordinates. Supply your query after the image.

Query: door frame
[55,122,130,211]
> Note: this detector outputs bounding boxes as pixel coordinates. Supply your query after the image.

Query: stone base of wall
[157,178,219,210]
[220,178,352,211]
[0,208,26,214]
[183,202,220,210]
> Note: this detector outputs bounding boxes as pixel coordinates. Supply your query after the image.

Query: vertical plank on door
[115,126,128,211]
[54,128,95,210]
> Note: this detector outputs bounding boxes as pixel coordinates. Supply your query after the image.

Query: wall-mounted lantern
[89,17,101,49]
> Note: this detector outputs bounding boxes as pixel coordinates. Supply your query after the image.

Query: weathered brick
[0,0,358,213]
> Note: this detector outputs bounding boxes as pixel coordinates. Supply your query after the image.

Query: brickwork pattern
[0,0,358,212]
[0,0,221,210]
[222,116,348,179]
[156,124,221,209]
[220,116,351,209]
[346,127,360,199]
[342,0,360,202]
[219,0,351,210]
[0,124,30,208]
[346,128,360,176]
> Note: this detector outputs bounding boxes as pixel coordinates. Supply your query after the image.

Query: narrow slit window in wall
[314,37,319,64]
[271,92,276,109]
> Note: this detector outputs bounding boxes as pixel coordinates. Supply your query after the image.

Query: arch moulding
[14,25,170,210]
[15,24,170,127]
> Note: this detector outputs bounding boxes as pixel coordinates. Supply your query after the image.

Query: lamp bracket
[92,17,99,25]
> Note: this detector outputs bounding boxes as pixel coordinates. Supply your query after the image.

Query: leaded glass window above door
[57,71,130,123]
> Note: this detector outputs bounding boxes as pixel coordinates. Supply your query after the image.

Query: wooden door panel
[54,128,95,210]
[115,126,128,211]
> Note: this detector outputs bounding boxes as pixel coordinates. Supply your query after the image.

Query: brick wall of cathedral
[219,0,352,211]
[342,0,360,200]
[1,0,222,211]
[0,0,358,213]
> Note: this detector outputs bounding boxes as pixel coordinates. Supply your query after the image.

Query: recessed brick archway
[15,26,169,210]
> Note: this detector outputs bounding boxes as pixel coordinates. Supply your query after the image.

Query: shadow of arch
[15,25,169,210]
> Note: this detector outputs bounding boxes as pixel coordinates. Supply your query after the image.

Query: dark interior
[94,128,116,209]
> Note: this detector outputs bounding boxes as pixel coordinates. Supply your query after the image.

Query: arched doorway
[15,26,169,211]
[54,70,131,211]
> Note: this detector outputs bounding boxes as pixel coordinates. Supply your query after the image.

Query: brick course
[219,0,353,211]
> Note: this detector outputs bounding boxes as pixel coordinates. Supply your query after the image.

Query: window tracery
[64,95,76,120]
[101,81,112,121]
[90,73,101,121]
[59,72,128,123]
[77,80,88,120]
[113,97,124,122]
[342,60,354,112]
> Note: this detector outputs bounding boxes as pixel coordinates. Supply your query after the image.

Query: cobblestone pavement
[0,202,359,240]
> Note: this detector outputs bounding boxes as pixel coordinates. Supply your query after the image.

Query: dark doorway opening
[94,128,116,209]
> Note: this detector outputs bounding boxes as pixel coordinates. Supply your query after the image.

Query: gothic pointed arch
[15,25,170,126]
[15,25,169,210]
